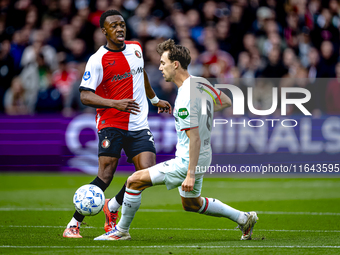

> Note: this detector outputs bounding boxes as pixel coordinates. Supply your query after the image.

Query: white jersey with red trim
[173,76,220,163]
[79,41,149,131]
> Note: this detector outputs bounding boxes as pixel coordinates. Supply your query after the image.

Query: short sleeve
[79,55,103,93]
[177,96,199,131]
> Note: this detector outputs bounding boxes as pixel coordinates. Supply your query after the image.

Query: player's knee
[126,173,142,190]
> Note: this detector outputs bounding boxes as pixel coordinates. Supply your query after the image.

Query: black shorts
[98,127,156,163]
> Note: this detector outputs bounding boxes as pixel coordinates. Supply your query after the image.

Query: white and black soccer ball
[73,184,105,216]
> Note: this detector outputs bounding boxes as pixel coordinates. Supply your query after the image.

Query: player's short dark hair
[156,39,191,70]
[100,10,124,28]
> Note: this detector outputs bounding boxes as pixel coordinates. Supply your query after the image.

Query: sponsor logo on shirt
[135,50,142,58]
[111,67,143,82]
[83,71,91,81]
[178,108,189,119]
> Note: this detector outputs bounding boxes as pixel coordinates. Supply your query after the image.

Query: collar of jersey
[104,44,126,52]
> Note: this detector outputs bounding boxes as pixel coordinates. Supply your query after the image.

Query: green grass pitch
[0,173,340,254]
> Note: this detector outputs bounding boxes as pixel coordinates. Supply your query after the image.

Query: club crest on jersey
[178,108,189,119]
[101,139,110,149]
[135,50,141,58]
[83,71,91,81]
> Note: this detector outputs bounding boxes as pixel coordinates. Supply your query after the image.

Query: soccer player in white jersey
[94,39,258,241]
[63,10,171,238]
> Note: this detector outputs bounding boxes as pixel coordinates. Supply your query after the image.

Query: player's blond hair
[156,39,191,70]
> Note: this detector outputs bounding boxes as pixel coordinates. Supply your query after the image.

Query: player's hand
[114,99,140,115]
[153,99,172,114]
[181,175,195,192]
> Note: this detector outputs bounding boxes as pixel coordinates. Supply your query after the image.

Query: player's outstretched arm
[143,70,172,114]
[214,91,232,112]
[80,90,140,114]
[182,128,201,192]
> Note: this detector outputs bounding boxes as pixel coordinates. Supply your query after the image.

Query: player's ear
[101,28,107,36]
[174,61,180,70]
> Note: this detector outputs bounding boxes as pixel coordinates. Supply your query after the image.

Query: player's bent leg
[104,151,156,230]
[107,152,155,209]
[64,159,117,238]
[94,167,161,240]
[96,156,121,232]
[181,194,258,240]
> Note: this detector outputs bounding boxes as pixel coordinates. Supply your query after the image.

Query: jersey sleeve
[79,55,103,93]
[177,95,199,131]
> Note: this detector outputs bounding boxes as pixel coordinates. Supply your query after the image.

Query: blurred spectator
[186,9,203,46]
[3,76,28,115]
[10,29,30,72]
[199,37,235,80]
[215,18,231,53]
[325,62,340,114]
[20,52,51,113]
[282,47,299,76]
[228,3,247,60]
[52,53,79,104]
[298,27,312,68]
[147,10,173,39]
[307,47,320,83]
[318,40,336,77]
[93,27,106,51]
[62,61,92,116]
[242,33,257,53]
[127,3,151,38]
[0,40,15,110]
[89,0,109,27]
[20,30,58,71]
[261,47,288,78]
[66,38,89,63]
[310,8,339,50]
[70,14,96,47]
[144,39,163,112]
[202,0,218,24]
[181,38,203,77]
[252,6,274,36]
[35,64,63,113]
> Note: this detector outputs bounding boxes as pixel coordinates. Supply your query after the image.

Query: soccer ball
[73,184,105,216]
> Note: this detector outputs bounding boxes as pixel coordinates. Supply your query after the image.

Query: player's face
[159,51,176,82]
[103,15,126,48]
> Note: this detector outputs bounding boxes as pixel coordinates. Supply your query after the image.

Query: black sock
[115,182,127,205]
[73,176,110,223]
[90,176,110,192]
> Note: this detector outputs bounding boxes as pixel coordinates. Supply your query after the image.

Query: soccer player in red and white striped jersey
[63,10,171,238]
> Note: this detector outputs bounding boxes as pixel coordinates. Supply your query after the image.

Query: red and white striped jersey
[79,41,149,131]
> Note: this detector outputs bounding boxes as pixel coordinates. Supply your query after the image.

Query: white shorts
[148,157,208,198]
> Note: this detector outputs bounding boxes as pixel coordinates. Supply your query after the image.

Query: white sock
[198,197,241,222]
[237,212,248,225]
[67,217,81,228]
[108,197,121,212]
[116,188,141,233]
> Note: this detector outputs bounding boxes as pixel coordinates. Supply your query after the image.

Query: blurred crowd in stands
[1,0,340,116]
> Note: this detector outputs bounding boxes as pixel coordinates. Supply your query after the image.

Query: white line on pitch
[1,225,339,233]
[0,208,340,216]
[1,245,340,249]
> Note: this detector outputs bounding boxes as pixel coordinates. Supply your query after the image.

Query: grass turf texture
[0,173,340,255]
